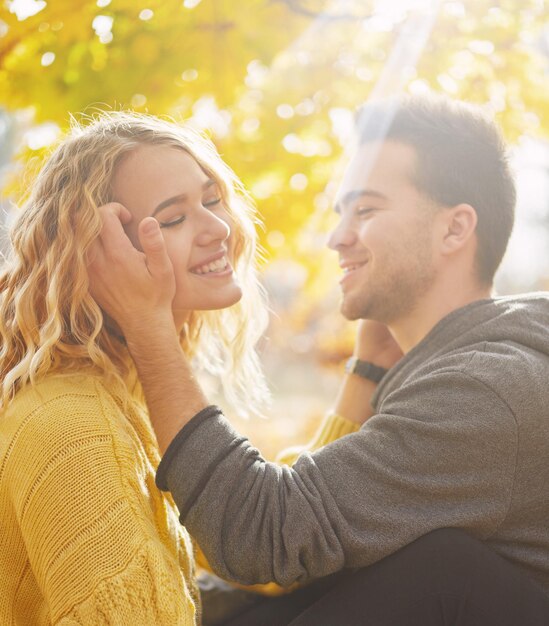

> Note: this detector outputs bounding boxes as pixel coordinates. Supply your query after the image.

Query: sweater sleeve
[11,387,197,625]
[276,412,360,466]
[158,369,518,587]
[192,414,358,600]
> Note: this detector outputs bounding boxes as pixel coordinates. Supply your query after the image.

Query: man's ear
[438,203,478,256]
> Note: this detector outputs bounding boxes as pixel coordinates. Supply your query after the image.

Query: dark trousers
[223,529,549,626]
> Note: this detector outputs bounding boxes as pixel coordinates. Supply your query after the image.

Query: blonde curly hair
[0,111,270,415]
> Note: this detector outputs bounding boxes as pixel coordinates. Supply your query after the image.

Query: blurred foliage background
[1,0,549,454]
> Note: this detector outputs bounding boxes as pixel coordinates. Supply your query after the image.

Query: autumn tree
[1,0,548,370]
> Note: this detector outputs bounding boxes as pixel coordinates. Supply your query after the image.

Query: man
[90,95,549,624]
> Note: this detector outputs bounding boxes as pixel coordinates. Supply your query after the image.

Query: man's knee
[407,527,475,560]
[399,527,483,584]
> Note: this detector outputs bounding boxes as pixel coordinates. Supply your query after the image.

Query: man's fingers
[88,203,134,295]
[95,202,137,260]
[86,207,174,326]
[103,202,132,224]
[138,217,174,280]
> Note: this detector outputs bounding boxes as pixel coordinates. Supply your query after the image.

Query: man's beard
[341,242,436,324]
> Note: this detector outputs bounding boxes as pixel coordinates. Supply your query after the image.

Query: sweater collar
[371,296,495,410]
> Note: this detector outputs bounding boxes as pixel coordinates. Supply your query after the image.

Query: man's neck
[389,282,492,354]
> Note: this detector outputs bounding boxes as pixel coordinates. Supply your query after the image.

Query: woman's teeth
[193,257,228,275]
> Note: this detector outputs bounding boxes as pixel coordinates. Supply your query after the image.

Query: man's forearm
[125,316,209,452]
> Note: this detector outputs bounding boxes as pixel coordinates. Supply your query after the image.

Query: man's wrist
[122,312,178,345]
[123,315,209,452]
[345,356,388,383]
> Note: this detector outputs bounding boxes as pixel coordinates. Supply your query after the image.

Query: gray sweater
[157,294,549,594]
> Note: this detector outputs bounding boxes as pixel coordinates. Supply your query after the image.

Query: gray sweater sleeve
[157,369,518,587]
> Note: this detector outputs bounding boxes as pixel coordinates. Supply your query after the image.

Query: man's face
[328,140,437,324]
[111,144,242,330]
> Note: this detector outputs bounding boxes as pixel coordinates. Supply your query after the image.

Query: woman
[0,111,272,624]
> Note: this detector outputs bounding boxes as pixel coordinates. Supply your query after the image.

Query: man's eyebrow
[152,178,216,216]
[334,189,387,214]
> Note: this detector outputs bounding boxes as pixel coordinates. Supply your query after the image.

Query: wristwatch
[345,356,388,383]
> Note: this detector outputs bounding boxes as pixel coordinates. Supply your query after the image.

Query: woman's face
[111,144,243,329]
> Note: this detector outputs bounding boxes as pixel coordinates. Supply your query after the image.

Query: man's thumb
[138,217,173,280]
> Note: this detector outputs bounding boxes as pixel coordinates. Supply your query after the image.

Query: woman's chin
[172,287,243,324]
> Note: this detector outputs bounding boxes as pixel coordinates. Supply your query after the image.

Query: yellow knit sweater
[0,373,199,625]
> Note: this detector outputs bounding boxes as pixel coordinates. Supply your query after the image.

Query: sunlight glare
[8,0,46,21]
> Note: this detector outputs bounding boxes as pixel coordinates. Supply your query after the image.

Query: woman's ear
[438,203,478,256]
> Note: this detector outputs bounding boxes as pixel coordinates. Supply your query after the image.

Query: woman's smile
[111,144,243,321]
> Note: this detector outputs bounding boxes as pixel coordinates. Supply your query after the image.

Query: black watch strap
[345,357,388,383]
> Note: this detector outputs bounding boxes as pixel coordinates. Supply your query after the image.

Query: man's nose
[327,219,356,250]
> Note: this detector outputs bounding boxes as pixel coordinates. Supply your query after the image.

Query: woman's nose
[195,207,231,245]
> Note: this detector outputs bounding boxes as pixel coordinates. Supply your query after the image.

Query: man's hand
[355,320,403,370]
[88,203,207,450]
[333,321,403,426]
[87,203,176,336]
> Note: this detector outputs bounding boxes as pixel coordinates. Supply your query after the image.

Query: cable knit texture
[0,373,199,625]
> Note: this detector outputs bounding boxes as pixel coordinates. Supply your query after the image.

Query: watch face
[345,357,358,374]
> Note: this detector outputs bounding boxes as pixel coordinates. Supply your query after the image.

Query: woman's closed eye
[159,215,186,228]
[158,197,223,228]
[203,197,222,208]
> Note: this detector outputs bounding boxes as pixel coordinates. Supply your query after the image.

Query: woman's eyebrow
[152,179,216,216]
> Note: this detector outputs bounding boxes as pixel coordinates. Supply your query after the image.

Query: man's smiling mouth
[341,260,368,274]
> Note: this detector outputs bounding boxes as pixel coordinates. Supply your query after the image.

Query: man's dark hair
[357,95,516,285]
